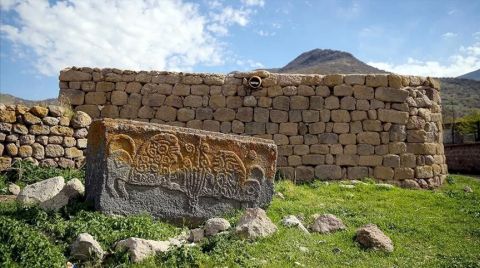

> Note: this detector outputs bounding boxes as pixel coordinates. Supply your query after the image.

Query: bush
[0,216,66,267]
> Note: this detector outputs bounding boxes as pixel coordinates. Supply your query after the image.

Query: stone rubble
[281,215,310,234]
[310,214,346,234]
[204,218,231,236]
[235,208,277,239]
[70,233,105,261]
[355,223,394,252]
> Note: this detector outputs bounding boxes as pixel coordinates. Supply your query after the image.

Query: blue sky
[1,0,479,100]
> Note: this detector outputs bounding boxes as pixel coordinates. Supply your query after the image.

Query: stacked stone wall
[0,104,90,170]
[57,67,447,188]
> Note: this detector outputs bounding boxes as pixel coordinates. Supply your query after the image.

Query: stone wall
[58,67,448,188]
[0,104,91,170]
[444,143,480,174]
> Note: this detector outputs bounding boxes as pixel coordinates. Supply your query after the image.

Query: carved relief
[106,132,265,210]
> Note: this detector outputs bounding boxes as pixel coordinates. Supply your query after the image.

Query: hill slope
[0,93,58,106]
[267,49,480,119]
[268,49,387,74]
[457,68,480,81]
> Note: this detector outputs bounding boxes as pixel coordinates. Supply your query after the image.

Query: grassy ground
[0,163,479,267]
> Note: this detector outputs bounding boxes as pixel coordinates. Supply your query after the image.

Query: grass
[0,163,479,267]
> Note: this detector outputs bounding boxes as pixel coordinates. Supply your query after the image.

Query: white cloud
[368,42,480,77]
[256,30,275,37]
[241,0,265,7]
[442,32,457,39]
[0,0,260,76]
[235,59,264,70]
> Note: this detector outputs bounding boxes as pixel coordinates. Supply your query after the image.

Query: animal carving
[106,132,263,209]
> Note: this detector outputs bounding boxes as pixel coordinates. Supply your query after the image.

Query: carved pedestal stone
[85,119,277,223]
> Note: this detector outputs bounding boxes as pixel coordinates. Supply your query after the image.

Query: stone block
[378,109,409,124]
[333,84,353,96]
[302,110,319,122]
[347,167,368,179]
[383,154,400,167]
[315,165,342,180]
[366,74,388,87]
[415,166,433,178]
[96,81,115,92]
[295,166,315,182]
[358,155,383,166]
[279,123,297,135]
[331,110,350,122]
[344,74,365,85]
[111,91,128,105]
[214,108,235,122]
[302,154,325,165]
[85,92,107,105]
[273,96,290,111]
[335,154,358,166]
[86,119,277,222]
[324,96,340,109]
[254,108,269,123]
[290,96,309,109]
[59,89,85,105]
[318,133,338,144]
[245,122,266,135]
[60,69,92,81]
[270,110,288,123]
[357,132,380,145]
[375,87,409,102]
[374,166,394,180]
[45,144,65,157]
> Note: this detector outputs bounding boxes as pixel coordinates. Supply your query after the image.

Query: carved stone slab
[85,119,277,223]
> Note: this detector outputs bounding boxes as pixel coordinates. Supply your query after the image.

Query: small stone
[204,218,231,236]
[70,233,105,261]
[464,186,473,193]
[281,215,309,234]
[274,191,285,199]
[235,208,277,239]
[30,106,49,118]
[114,237,171,263]
[355,224,394,252]
[8,183,21,195]
[311,214,346,233]
[188,228,205,242]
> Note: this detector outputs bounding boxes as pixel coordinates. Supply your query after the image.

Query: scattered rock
[17,176,65,205]
[298,246,309,253]
[71,111,92,128]
[235,208,277,239]
[311,214,346,234]
[332,247,342,254]
[281,215,309,234]
[114,237,171,263]
[188,228,205,243]
[274,191,285,199]
[204,217,231,236]
[355,224,394,252]
[340,184,355,189]
[8,183,20,195]
[39,178,85,210]
[464,186,473,193]
[376,183,394,189]
[70,233,105,261]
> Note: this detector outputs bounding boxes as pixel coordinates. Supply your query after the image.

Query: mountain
[0,93,58,106]
[457,69,480,81]
[267,49,480,120]
[268,49,387,74]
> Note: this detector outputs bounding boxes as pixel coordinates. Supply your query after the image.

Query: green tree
[457,109,480,140]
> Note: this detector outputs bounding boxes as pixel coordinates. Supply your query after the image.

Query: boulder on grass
[8,183,20,195]
[17,176,65,205]
[188,228,205,243]
[114,237,171,263]
[70,233,105,261]
[235,208,277,239]
[355,224,394,252]
[311,214,346,234]
[39,178,85,210]
[204,218,231,236]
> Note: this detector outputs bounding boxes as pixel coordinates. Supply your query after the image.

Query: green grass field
[0,163,479,267]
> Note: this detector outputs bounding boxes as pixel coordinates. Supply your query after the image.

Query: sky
[0,0,479,100]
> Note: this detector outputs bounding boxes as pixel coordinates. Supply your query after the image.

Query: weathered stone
[86,119,277,222]
[114,237,171,263]
[17,176,65,206]
[378,109,409,124]
[375,87,409,102]
[60,69,92,81]
[0,157,12,171]
[46,144,65,157]
[235,208,277,239]
[204,218,231,236]
[70,233,105,261]
[281,215,309,234]
[315,165,342,179]
[311,214,346,233]
[30,106,49,117]
[40,178,84,210]
[355,224,394,252]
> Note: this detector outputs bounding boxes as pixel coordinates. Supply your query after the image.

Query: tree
[456,109,480,141]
